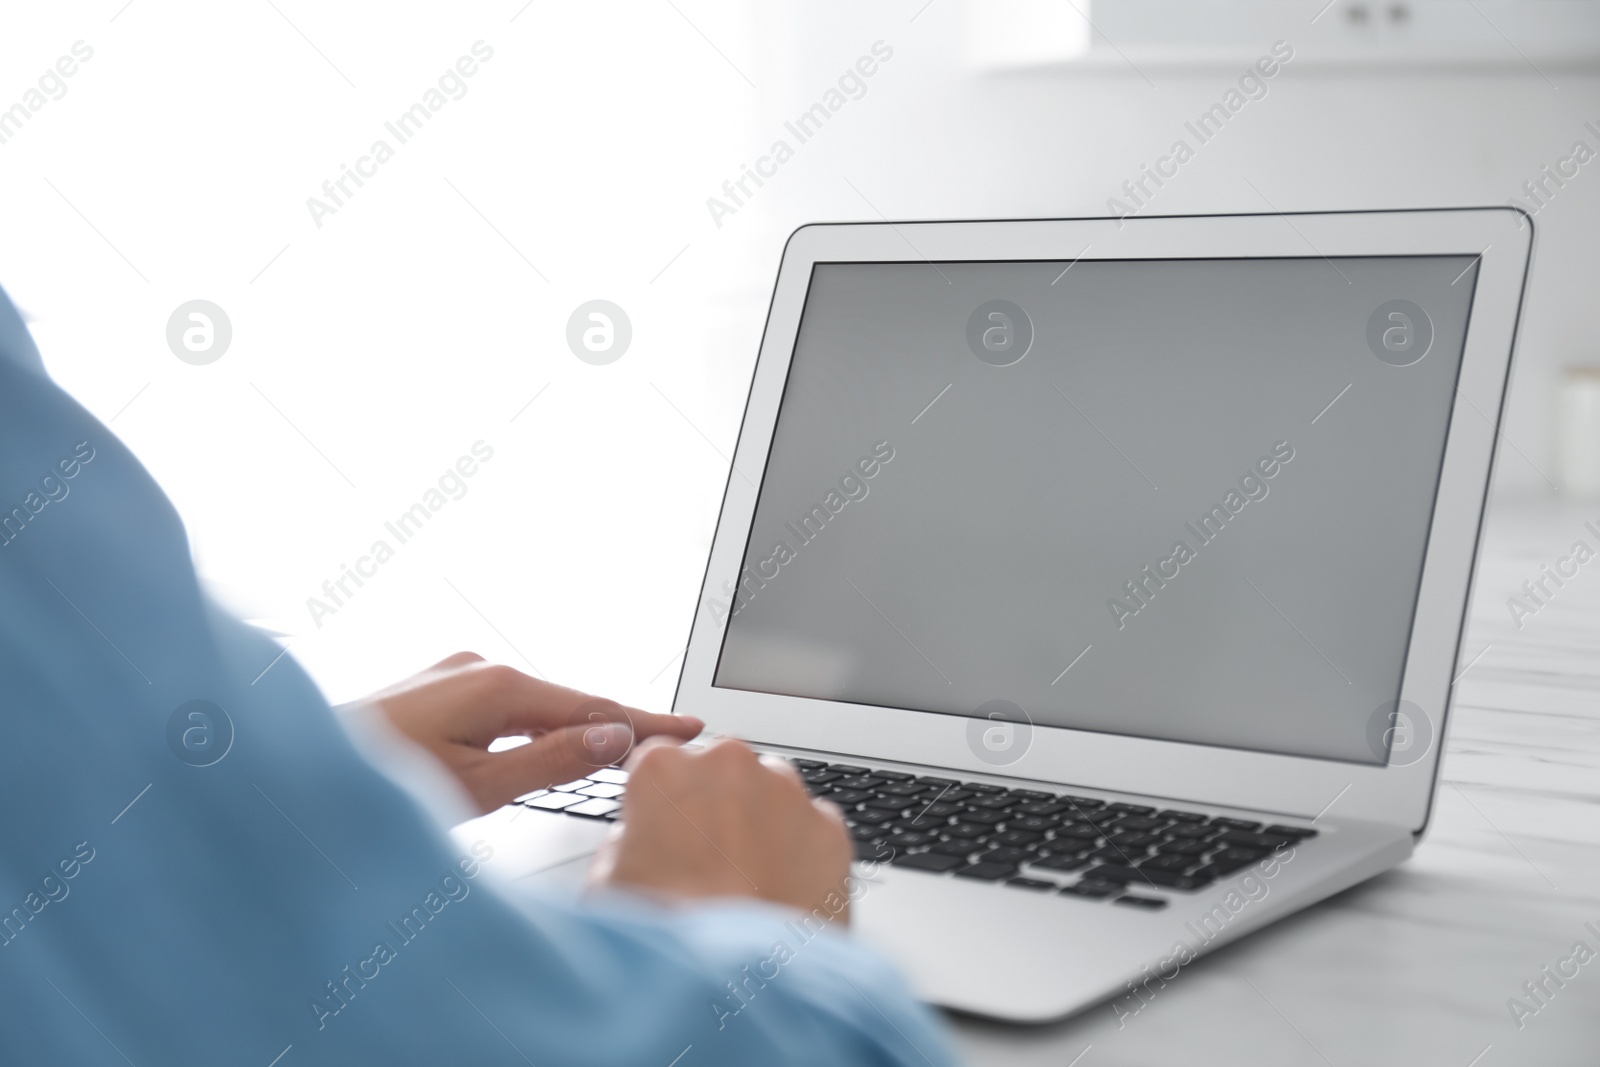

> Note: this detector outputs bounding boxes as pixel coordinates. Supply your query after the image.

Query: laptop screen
[712,255,1480,765]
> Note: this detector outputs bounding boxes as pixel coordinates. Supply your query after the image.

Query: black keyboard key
[1106,832,1162,849]
[1053,824,1102,841]
[1139,854,1193,873]
[1009,815,1059,833]
[1213,844,1266,861]
[1083,865,1214,891]
[909,801,965,820]
[929,841,979,857]
[876,782,930,797]
[849,825,885,842]
[855,839,893,861]
[1060,880,1121,899]
[862,796,918,812]
[837,775,886,790]
[802,770,842,786]
[892,851,963,873]
[1016,801,1070,817]
[917,776,961,788]
[1165,824,1217,840]
[887,831,938,849]
[1111,816,1168,833]
[965,794,1020,810]
[1007,877,1057,891]
[1062,795,1105,809]
[872,770,915,782]
[1115,895,1168,911]
[943,822,991,840]
[1109,802,1156,815]
[978,847,1032,866]
[992,829,1045,848]
[955,862,1018,881]
[1217,830,1294,851]
[829,764,868,773]
[1156,840,1210,857]
[1008,789,1055,801]
[962,782,1006,794]
[1087,845,1134,861]
[792,759,825,771]
[1210,848,1265,875]
[1039,840,1094,858]
[1264,824,1319,839]
[1209,817,1262,832]
[960,809,1007,826]
[823,788,873,805]
[850,809,899,826]
[1030,853,1089,873]
[1159,809,1208,823]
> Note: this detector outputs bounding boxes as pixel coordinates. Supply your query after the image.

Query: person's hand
[590,737,854,923]
[361,652,703,813]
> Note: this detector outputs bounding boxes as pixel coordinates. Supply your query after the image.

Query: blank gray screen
[714,255,1479,764]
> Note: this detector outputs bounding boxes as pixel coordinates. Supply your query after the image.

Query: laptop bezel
[672,209,1532,833]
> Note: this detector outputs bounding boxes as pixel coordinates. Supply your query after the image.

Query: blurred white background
[3,0,1597,709]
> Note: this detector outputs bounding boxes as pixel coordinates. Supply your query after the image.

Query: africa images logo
[1365,698,1433,766]
[1366,300,1433,367]
[566,300,632,365]
[166,700,234,767]
[966,300,1033,367]
[965,699,1033,767]
[166,300,232,365]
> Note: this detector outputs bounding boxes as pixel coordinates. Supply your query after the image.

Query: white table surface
[947,493,1600,1065]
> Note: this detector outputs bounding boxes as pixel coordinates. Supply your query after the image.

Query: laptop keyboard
[514,767,630,819]
[510,759,1317,910]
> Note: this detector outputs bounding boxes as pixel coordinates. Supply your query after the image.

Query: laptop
[456,208,1533,1022]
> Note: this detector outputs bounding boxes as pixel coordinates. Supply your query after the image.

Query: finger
[631,710,704,743]
[623,734,689,774]
[703,736,758,762]
[758,752,804,785]
[357,651,487,704]
[812,795,845,822]
[430,651,485,671]
[458,665,664,740]
[539,698,701,743]
[451,662,704,745]
[482,722,637,802]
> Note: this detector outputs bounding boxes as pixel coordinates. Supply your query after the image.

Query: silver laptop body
[459,208,1532,1022]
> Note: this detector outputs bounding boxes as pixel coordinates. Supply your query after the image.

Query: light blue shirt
[0,287,958,1066]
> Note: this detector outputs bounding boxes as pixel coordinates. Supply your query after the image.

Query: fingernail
[583,722,633,761]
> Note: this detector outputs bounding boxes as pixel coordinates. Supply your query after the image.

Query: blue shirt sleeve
[0,287,959,1067]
